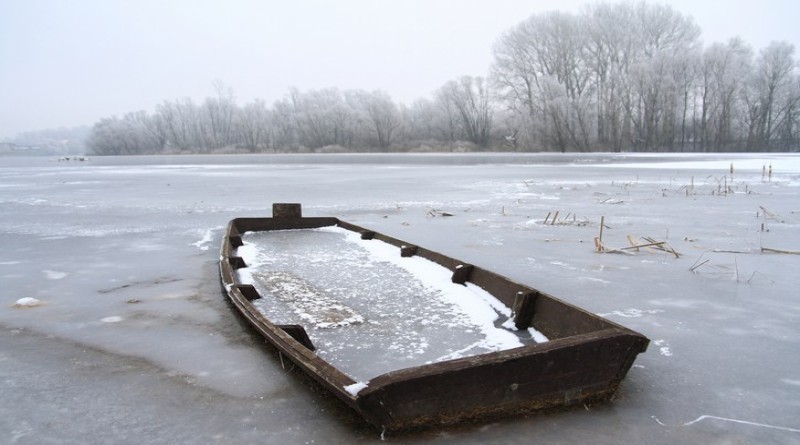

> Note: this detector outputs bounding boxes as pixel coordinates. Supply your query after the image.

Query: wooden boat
[219,203,649,431]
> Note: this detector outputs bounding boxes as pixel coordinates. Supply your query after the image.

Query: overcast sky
[1,0,799,140]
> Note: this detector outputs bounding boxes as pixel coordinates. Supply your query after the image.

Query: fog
[2,0,799,139]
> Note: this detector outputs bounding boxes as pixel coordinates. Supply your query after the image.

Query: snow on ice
[13,297,42,308]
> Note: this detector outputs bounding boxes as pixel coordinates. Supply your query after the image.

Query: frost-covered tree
[198,80,237,150]
[289,88,356,149]
[492,1,701,152]
[405,98,439,142]
[696,39,753,151]
[154,98,202,151]
[350,90,403,150]
[627,2,701,150]
[86,111,163,155]
[745,42,799,149]
[437,76,493,148]
[492,11,594,151]
[236,99,272,152]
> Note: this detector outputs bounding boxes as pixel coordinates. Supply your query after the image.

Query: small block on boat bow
[272,203,302,219]
[360,230,376,240]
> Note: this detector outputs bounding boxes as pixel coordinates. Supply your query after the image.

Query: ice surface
[252,270,366,328]
[236,226,525,381]
[2,153,799,444]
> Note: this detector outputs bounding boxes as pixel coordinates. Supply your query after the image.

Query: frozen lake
[1,153,799,444]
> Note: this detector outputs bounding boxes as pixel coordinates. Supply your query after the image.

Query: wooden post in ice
[595,216,606,252]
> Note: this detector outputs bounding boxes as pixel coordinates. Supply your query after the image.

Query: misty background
[1,0,799,155]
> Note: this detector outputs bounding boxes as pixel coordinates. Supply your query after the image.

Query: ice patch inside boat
[236,225,542,381]
[253,271,364,328]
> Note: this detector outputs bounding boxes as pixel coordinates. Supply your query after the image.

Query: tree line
[1,126,89,156]
[87,2,800,155]
[87,78,493,155]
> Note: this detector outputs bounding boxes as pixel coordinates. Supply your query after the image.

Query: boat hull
[219,203,648,431]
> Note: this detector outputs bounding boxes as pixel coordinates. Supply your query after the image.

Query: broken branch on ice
[427,208,454,217]
[543,210,591,226]
[761,247,800,255]
[594,217,679,257]
[758,206,785,223]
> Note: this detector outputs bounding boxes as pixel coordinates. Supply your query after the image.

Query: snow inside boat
[219,203,649,431]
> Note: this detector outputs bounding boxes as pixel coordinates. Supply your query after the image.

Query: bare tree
[746,41,798,149]
[584,2,637,151]
[86,111,163,155]
[492,11,594,151]
[697,39,753,151]
[271,98,298,150]
[438,76,493,148]
[493,2,700,152]
[155,98,202,151]
[289,88,356,150]
[406,98,439,141]
[236,99,272,152]
[350,90,403,151]
[199,80,237,150]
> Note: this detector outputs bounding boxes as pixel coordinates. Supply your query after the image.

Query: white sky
[1,0,799,139]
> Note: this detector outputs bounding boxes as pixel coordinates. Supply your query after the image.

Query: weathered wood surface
[219,203,649,431]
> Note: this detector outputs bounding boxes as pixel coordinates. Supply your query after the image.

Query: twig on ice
[759,206,785,223]
[761,247,800,255]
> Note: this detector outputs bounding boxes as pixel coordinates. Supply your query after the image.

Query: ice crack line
[684,415,800,433]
